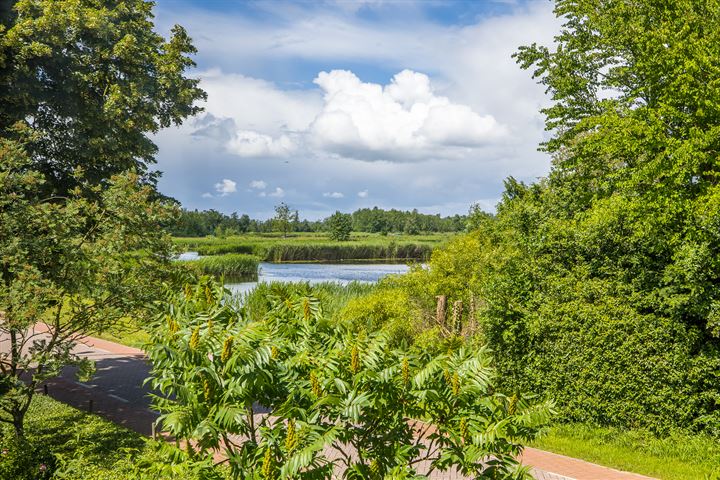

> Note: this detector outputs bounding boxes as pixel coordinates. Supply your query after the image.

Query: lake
[226,262,410,296]
[177,252,411,296]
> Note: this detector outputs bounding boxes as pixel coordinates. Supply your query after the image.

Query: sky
[151,0,559,220]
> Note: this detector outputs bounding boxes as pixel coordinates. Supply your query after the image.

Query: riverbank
[173,232,450,262]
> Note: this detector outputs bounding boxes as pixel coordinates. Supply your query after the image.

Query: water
[226,262,410,296]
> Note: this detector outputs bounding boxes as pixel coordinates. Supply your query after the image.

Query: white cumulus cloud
[227,130,296,157]
[214,178,237,196]
[357,190,369,198]
[323,191,344,198]
[309,69,506,160]
[260,187,285,198]
[249,180,267,189]
[201,192,213,199]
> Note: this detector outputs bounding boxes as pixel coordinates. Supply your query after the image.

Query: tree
[327,211,352,241]
[0,140,180,438]
[273,202,292,237]
[0,0,206,195]
[0,0,203,439]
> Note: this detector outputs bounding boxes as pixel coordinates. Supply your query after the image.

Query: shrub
[0,436,56,480]
[146,278,553,479]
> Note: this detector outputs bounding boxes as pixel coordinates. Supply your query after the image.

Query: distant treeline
[169,207,469,237]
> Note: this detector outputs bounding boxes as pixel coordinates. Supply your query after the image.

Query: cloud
[259,187,285,198]
[309,69,506,160]
[201,192,213,198]
[214,178,237,196]
[151,1,559,217]
[227,130,296,157]
[249,180,267,189]
[357,190,369,198]
[323,191,344,198]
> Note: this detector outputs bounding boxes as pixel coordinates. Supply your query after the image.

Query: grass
[530,423,720,480]
[174,232,451,262]
[2,395,148,479]
[94,318,151,349]
[2,395,232,479]
[236,280,376,323]
[186,253,260,279]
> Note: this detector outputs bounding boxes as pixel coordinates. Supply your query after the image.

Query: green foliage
[146,278,553,479]
[273,202,293,237]
[187,253,260,279]
[358,0,720,437]
[0,0,205,193]
[327,211,352,241]
[238,281,375,324]
[0,139,181,438]
[337,287,415,346]
[0,393,228,480]
[168,207,470,237]
[174,233,443,262]
[0,434,55,480]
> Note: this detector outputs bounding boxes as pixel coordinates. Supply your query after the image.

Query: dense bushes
[334,0,720,437]
[146,278,553,479]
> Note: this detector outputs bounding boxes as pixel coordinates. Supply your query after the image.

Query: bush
[146,278,554,479]
[0,436,56,480]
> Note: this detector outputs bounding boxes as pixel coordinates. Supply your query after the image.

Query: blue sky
[151,0,558,219]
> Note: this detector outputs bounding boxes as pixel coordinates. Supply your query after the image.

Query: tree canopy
[0,0,205,194]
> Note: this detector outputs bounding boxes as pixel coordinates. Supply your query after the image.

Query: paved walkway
[37,332,655,480]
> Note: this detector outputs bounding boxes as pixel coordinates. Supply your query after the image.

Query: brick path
[35,331,656,480]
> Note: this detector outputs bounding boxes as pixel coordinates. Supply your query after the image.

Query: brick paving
[33,331,656,480]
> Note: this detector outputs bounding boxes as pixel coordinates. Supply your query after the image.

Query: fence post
[435,295,447,326]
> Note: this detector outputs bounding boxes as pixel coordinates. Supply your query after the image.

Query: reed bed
[234,281,376,323]
[187,253,260,279]
[174,233,447,262]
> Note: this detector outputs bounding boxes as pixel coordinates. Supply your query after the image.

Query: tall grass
[235,281,376,323]
[174,233,448,262]
[187,254,260,279]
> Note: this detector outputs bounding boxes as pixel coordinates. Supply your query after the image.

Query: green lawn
[1,395,232,480]
[531,423,720,480]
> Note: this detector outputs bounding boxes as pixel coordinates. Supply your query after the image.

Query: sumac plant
[146,278,553,479]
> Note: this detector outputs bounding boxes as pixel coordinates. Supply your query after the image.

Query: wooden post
[435,295,447,326]
[43,384,48,395]
[88,399,93,413]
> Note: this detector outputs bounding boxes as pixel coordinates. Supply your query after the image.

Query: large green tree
[387,0,720,434]
[0,0,204,439]
[0,140,180,438]
[0,0,205,193]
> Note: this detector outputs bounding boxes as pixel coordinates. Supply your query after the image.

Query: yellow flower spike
[401,357,410,385]
[350,345,360,375]
[303,298,311,321]
[285,419,298,452]
[310,371,322,396]
[451,372,460,397]
[261,448,274,480]
[459,417,469,442]
[203,378,212,402]
[508,394,518,415]
[221,337,233,363]
[271,346,279,359]
[189,326,200,350]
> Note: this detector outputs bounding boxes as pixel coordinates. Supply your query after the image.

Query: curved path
[40,333,655,480]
